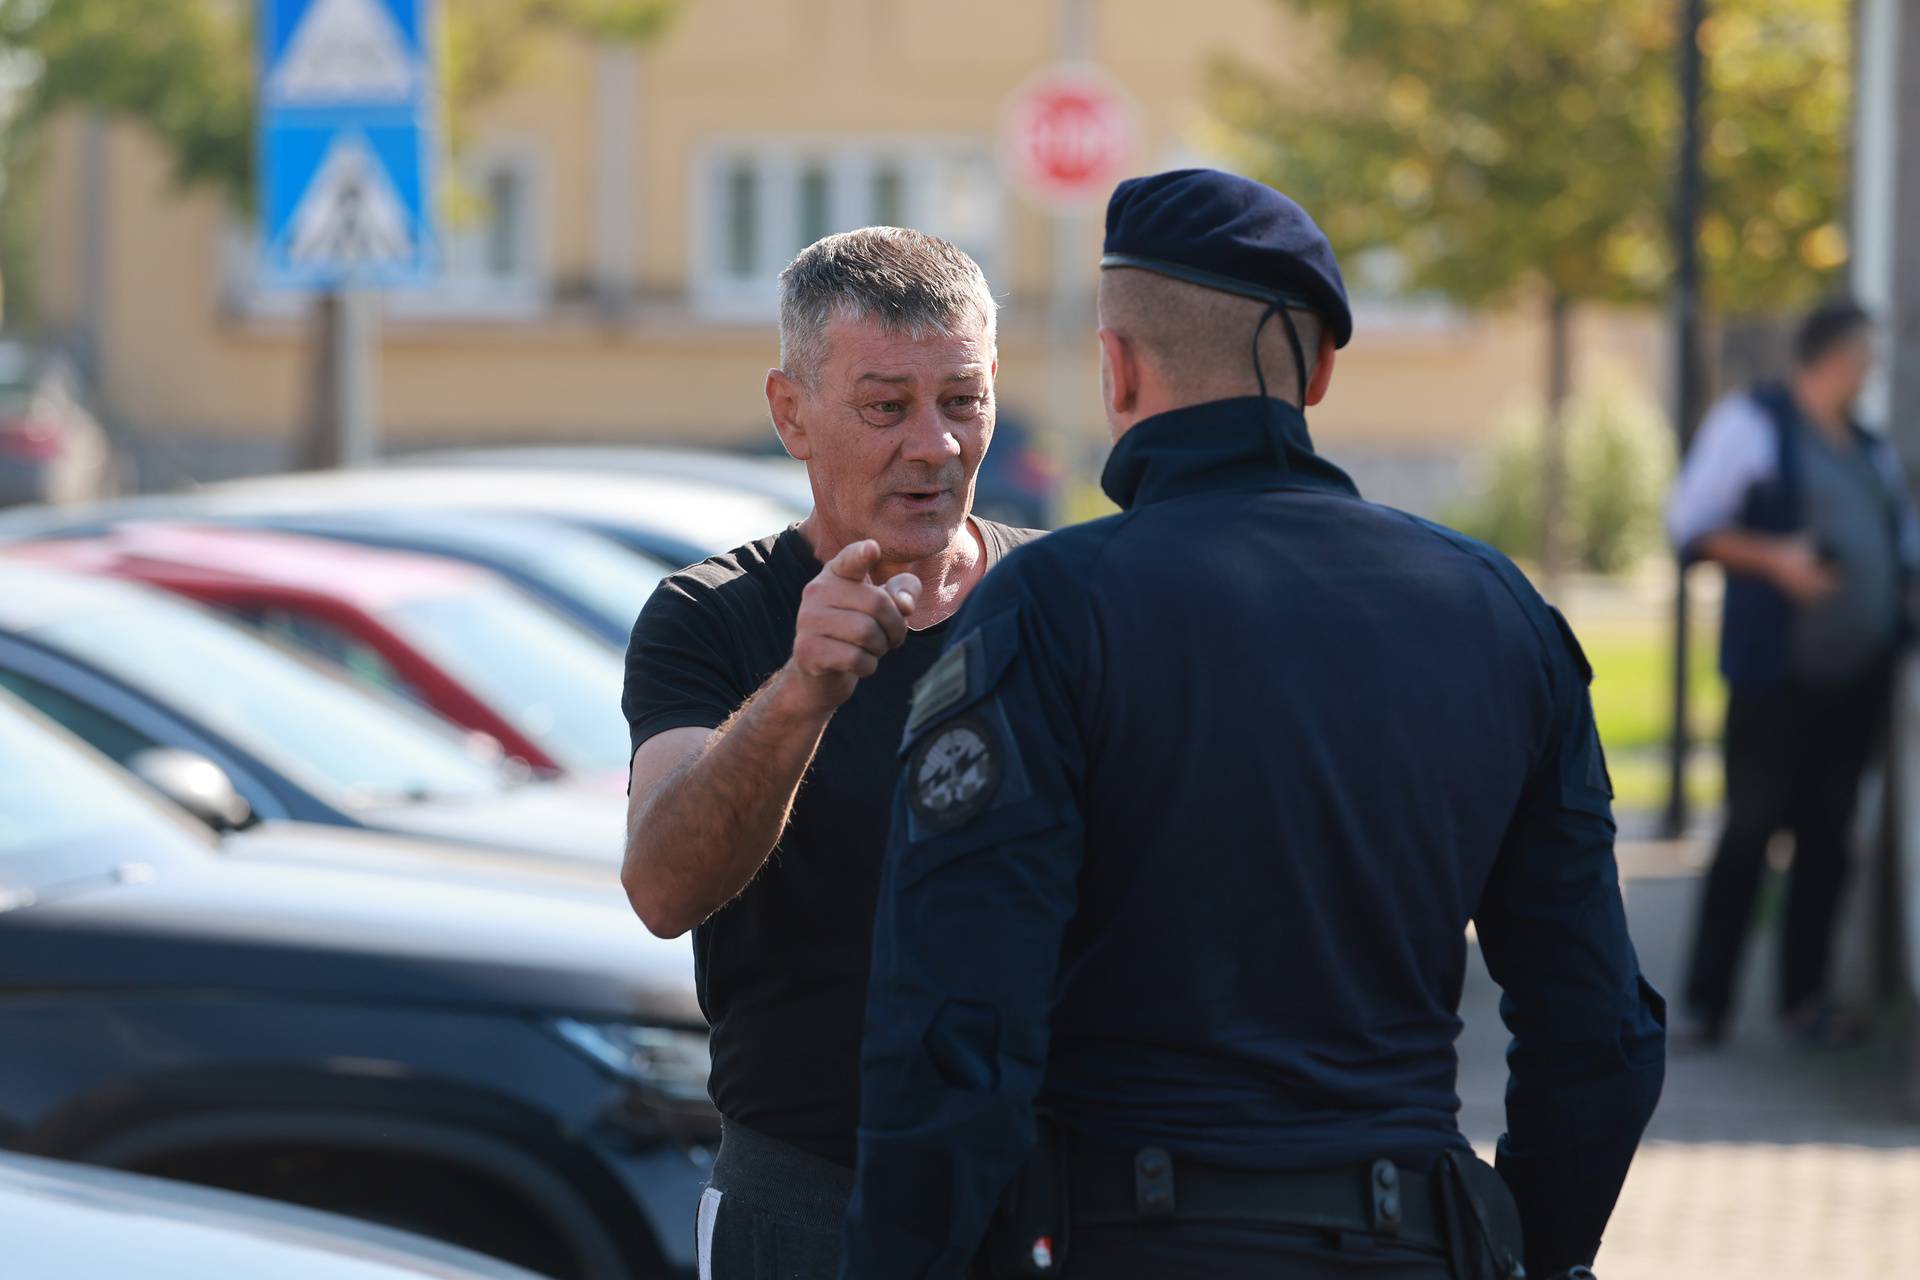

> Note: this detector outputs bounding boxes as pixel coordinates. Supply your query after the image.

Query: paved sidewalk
[1454,842,1920,1279]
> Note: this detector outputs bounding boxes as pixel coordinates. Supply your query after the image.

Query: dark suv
[0,694,713,1279]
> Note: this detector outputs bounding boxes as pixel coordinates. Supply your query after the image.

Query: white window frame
[390,135,550,320]
[690,137,1006,321]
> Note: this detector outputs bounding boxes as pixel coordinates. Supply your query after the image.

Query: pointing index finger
[828,539,883,582]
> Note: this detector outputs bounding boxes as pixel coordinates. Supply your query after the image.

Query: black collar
[1100,397,1361,511]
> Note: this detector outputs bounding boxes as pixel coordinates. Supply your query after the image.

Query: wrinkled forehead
[822,312,995,386]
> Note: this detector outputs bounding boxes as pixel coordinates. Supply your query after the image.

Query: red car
[14,523,632,783]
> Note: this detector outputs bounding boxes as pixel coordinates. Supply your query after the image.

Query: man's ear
[1304,329,1338,407]
[766,368,811,461]
[1098,327,1138,418]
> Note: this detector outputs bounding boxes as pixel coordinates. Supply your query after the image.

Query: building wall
[32,0,1665,506]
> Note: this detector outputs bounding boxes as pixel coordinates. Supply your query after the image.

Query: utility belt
[982,1117,1525,1280]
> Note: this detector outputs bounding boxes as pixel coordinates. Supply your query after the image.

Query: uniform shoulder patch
[907,715,1003,833]
[906,634,974,737]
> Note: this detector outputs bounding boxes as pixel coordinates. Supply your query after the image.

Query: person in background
[1668,299,1920,1047]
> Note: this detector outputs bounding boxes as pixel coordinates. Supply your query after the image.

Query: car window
[0,669,160,766]
[493,529,669,634]
[0,696,197,866]
[223,605,430,707]
[25,600,506,806]
[382,582,631,774]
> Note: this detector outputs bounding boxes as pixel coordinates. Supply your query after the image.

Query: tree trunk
[1539,291,1574,597]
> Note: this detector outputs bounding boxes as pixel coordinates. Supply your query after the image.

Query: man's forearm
[1695,529,1792,579]
[624,667,833,938]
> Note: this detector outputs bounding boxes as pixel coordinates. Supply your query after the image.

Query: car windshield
[28,600,505,806]
[0,696,201,873]
[382,582,632,774]
[493,527,668,633]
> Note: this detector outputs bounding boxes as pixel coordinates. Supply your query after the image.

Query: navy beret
[1101,169,1352,349]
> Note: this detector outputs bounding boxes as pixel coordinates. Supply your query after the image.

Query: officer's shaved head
[1099,268,1323,406]
[779,228,997,388]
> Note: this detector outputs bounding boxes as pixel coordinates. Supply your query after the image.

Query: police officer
[840,170,1666,1280]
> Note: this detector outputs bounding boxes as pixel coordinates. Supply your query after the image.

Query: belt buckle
[1133,1147,1175,1219]
[1368,1158,1403,1237]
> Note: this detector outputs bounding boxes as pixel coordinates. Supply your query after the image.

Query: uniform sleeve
[620,578,751,759]
[1667,392,1775,560]
[1473,609,1667,1277]
[840,565,1090,1280]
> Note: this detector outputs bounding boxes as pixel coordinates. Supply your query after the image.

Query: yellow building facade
[27,0,1660,511]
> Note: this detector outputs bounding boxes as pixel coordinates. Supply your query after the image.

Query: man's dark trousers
[1684,660,1892,1029]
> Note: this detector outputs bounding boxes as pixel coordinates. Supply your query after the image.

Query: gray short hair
[778,227,997,386]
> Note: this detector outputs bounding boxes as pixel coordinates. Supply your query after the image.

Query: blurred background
[0,1,1916,1278]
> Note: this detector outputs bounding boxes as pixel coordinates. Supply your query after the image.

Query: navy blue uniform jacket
[842,398,1666,1278]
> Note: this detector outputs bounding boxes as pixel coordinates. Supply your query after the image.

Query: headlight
[548,1018,711,1104]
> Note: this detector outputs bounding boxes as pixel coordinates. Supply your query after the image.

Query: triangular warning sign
[271,0,416,104]
[283,133,416,269]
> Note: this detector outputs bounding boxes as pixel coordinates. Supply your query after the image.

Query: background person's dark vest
[1713,382,1904,690]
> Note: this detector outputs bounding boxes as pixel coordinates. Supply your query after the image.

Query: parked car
[0,341,117,508]
[0,466,801,568]
[196,466,804,567]
[0,560,627,863]
[0,502,669,646]
[968,414,1060,529]
[227,509,668,645]
[3,1150,552,1279]
[0,693,711,1278]
[17,523,633,782]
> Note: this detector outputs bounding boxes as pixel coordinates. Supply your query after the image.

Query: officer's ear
[766,368,813,461]
[1304,329,1338,408]
[1098,327,1139,419]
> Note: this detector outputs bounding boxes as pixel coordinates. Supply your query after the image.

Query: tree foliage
[1214,0,1851,315]
[0,0,682,210]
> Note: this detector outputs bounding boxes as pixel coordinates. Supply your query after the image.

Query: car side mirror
[127,748,254,834]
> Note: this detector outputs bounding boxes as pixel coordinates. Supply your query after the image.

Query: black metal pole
[1663,0,1707,840]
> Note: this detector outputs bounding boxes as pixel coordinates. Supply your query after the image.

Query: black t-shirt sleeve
[622,576,755,757]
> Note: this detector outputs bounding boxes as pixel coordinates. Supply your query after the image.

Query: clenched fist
[779,540,920,716]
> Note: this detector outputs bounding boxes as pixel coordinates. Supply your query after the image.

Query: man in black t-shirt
[620,226,1041,1280]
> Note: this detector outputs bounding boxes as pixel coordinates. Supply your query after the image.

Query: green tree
[0,0,681,310]
[1214,0,1851,581]
[0,0,679,463]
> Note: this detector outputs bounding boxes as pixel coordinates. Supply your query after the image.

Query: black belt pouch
[1435,1150,1526,1280]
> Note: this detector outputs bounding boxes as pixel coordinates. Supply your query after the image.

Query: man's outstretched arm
[622,540,918,938]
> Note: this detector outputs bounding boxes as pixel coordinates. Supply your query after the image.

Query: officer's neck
[1110,389,1304,443]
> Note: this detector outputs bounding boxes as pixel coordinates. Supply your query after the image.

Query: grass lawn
[1579,612,1725,815]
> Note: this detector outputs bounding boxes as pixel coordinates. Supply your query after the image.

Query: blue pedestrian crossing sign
[257,0,437,288]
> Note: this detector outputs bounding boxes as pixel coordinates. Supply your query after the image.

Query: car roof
[0,556,175,632]
[0,467,801,559]
[386,445,815,508]
[0,1151,547,1279]
[11,523,484,609]
[205,466,802,544]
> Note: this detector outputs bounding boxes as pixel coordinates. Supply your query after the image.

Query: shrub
[1448,379,1676,575]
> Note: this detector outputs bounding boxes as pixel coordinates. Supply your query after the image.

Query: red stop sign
[1003,67,1139,208]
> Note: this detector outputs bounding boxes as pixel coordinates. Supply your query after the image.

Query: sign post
[257,0,438,467]
[1002,51,1138,519]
